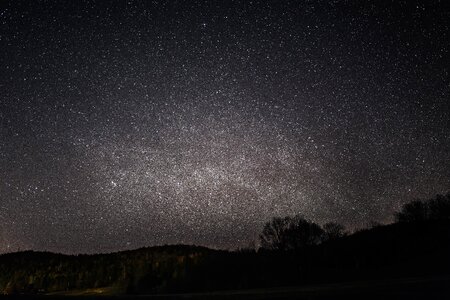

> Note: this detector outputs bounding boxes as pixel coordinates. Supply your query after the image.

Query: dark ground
[1,276,450,299]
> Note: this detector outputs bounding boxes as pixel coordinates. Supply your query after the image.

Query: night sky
[1,0,449,254]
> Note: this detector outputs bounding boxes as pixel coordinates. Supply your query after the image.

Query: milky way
[1,1,449,253]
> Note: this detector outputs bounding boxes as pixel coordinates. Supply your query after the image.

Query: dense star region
[0,1,449,254]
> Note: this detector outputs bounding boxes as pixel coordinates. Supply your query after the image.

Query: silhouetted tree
[259,216,290,251]
[260,215,324,251]
[323,222,346,241]
[428,193,450,220]
[395,200,428,223]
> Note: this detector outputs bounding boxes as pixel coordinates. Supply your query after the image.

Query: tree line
[0,192,449,295]
[259,192,450,251]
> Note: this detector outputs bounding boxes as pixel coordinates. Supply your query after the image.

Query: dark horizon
[2,203,450,297]
[1,0,449,254]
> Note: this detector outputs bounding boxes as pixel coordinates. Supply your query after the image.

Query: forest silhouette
[1,193,450,297]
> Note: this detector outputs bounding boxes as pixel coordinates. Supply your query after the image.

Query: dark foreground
[2,213,450,297]
[1,276,450,299]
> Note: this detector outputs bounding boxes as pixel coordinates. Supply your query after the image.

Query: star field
[0,0,449,253]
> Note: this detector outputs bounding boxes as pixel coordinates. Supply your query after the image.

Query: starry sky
[0,0,449,254]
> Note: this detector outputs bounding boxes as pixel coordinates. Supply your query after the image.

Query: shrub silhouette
[323,222,346,241]
[259,215,324,251]
[395,193,450,223]
[428,194,450,220]
[395,200,428,223]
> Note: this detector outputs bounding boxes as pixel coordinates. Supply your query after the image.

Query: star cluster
[0,1,449,253]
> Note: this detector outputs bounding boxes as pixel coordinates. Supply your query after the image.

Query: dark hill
[1,221,449,296]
